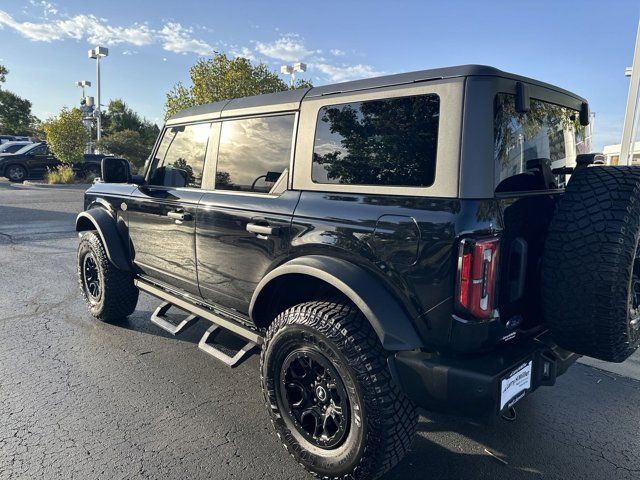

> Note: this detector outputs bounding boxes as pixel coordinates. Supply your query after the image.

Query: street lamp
[75,80,91,100]
[280,62,307,87]
[88,46,108,141]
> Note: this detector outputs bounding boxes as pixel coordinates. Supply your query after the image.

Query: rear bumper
[390,331,579,417]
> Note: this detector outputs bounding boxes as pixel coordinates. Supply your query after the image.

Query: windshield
[494,93,588,191]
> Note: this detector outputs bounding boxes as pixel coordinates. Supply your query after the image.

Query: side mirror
[579,102,590,126]
[515,82,531,113]
[102,157,131,183]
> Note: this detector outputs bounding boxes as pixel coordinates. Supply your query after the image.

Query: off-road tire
[77,231,138,321]
[542,166,640,362]
[6,164,27,183]
[260,300,417,480]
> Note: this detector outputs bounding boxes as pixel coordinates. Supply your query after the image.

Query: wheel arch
[250,255,424,351]
[76,208,131,271]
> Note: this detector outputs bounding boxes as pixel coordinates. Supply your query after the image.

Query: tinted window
[312,94,440,187]
[30,144,47,155]
[494,93,587,191]
[215,115,294,193]
[150,123,211,188]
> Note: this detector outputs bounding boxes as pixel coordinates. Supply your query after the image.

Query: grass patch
[45,164,76,184]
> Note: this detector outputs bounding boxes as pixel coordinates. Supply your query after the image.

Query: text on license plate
[500,361,532,410]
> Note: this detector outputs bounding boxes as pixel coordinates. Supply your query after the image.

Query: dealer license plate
[500,361,532,411]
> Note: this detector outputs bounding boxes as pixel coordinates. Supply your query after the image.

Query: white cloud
[255,34,316,62]
[159,22,212,55]
[312,63,384,82]
[231,46,255,61]
[0,10,211,55]
[122,50,138,56]
[330,49,345,56]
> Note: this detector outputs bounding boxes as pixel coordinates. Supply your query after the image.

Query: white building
[603,141,640,165]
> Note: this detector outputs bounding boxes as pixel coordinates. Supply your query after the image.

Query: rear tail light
[456,237,500,319]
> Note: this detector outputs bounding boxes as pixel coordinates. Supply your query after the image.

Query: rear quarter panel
[290,191,501,347]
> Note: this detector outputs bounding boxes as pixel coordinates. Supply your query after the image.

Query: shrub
[45,164,75,184]
[43,108,89,165]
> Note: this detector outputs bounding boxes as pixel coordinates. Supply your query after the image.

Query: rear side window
[215,114,294,193]
[494,93,587,191]
[150,123,211,189]
[312,94,440,187]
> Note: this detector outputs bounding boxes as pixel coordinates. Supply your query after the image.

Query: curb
[18,181,91,189]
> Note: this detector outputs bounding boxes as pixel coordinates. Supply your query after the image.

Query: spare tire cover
[542,166,640,362]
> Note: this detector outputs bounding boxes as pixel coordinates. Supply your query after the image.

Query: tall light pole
[620,20,640,165]
[75,80,91,100]
[280,62,307,87]
[88,46,108,141]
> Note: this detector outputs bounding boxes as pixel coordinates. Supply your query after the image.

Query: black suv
[75,65,640,480]
[0,142,107,182]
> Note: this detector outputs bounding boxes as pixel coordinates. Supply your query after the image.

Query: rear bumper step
[390,331,579,417]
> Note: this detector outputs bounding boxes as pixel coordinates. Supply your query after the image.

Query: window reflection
[494,93,587,190]
[151,123,211,188]
[312,94,440,187]
[216,115,294,193]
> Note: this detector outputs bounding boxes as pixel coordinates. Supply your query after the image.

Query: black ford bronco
[75,65,640,480]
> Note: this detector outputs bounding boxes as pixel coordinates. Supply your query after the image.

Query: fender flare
[250,255,424,351]
[75,208,131,271]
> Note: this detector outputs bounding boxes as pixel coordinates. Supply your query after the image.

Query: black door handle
[246,222,280,236]
[167,210,192,221]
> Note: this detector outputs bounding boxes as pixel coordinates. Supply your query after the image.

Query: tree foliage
[0,90,36,135]
[165,53,312,118]
[0,64,40,136]
[97,99,160,170]
[96,129,150,170]
[43,108,89,165]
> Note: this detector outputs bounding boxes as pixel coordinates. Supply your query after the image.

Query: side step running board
[199,324,257,367]
[135,279,262,367]
[151,301,199,335]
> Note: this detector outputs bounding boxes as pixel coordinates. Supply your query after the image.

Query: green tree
[0,64,40,136]
[98,99,159,168]
[165,53,312,118]
[102,99,159,143]
[0,90,36,135]
[95,129,150,171]
[43,108,89,164]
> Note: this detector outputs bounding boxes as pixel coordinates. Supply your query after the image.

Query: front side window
[312,94,440,187]
[494,93,587,191]
[215,115,294,193]
[150,123,211,188]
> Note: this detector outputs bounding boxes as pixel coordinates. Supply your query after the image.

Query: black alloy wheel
[82,252,101,302]
[278,347,350,449]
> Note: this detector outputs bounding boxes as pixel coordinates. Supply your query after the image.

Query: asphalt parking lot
[0,178,639,480]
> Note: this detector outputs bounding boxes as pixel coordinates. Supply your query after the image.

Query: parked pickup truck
[75,65,640,480]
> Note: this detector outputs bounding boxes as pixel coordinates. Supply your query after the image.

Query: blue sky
[0,0,638,150]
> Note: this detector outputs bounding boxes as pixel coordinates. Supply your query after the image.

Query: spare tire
[542,166,640,362]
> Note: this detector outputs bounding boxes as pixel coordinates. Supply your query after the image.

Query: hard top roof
[166,64,585,124]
